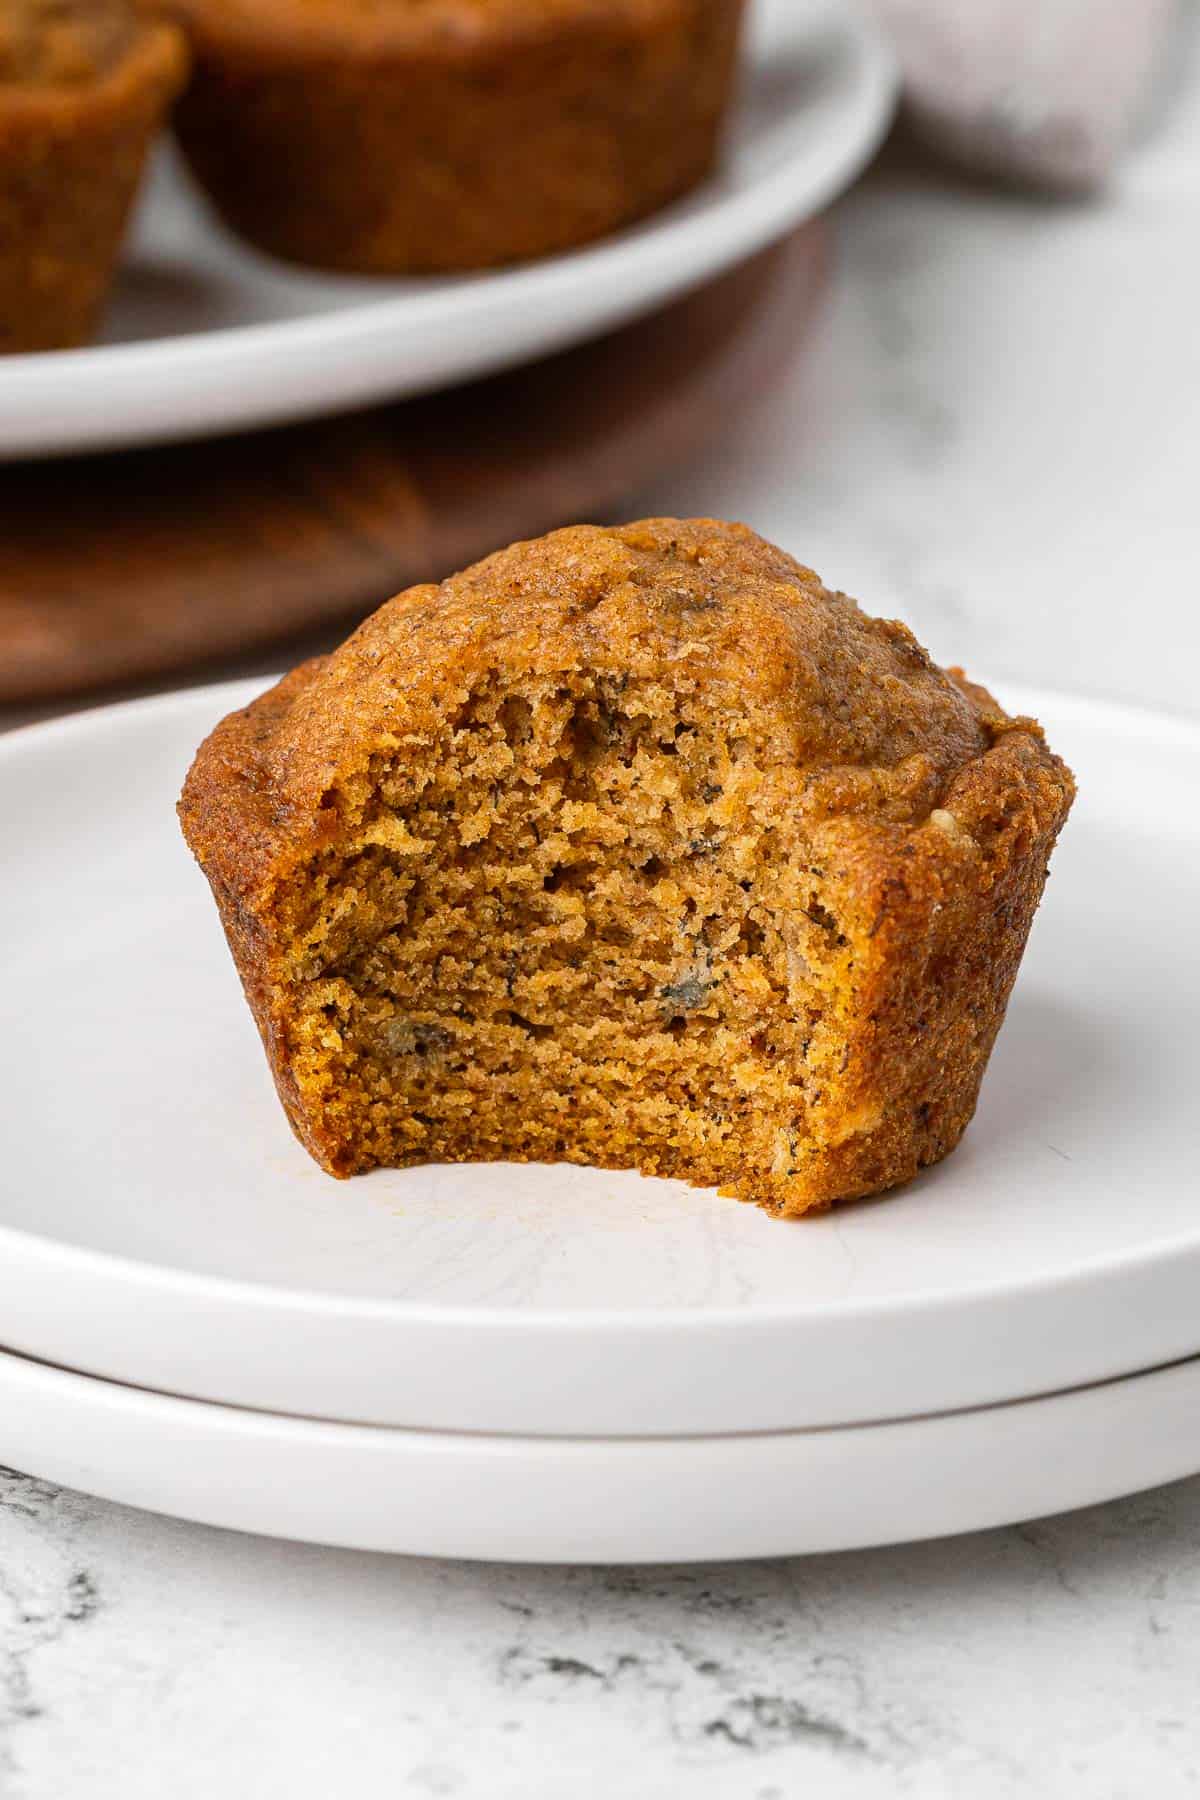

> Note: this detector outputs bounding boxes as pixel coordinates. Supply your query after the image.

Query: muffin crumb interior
[280,669,854,1205]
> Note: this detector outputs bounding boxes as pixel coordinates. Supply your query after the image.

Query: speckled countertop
[4,1470,1200,1797]
[4,14,1200,1798]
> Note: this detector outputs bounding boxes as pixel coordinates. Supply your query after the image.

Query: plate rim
[4,1342,1200,1560]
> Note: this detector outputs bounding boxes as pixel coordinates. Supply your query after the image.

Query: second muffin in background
[173,0,747,274]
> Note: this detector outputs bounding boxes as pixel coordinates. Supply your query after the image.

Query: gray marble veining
[4,1467,1200,1797]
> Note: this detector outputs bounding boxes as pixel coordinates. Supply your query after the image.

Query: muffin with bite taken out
[179,518,1075,1216]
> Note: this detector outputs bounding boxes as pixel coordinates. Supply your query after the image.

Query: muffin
[0,0,188,353]
[179,519,1075,1216]
[173,0,747,273]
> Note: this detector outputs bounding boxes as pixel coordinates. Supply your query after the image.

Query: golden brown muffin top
[183,0,660,17]
[177,0,681,57]
[0,0,160,84]
[181,518,1052,912]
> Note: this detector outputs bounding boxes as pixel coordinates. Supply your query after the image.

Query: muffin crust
[0,0,145,85]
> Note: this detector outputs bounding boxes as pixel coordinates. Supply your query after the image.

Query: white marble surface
[4,1470,1200,1798]
[649,4,1200,725]
[5,11,1200,1796]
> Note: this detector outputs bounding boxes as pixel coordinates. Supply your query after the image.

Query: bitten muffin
[0,0,188,353]
[172,0,747,273]
[179,519,1075,1217]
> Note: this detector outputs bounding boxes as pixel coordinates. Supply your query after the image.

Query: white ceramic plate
[0,0,895,459]
[1,680,1198,1437]
[3,1345,1200,1561]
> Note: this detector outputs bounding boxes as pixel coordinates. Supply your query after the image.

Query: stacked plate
[1,680,1198,1561]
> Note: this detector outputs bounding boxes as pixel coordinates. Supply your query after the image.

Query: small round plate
[0,0,895,458]
[0,680,1197,1436]
[3,1347,1199,1561]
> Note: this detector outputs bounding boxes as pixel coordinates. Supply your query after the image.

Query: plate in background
[0,230,829,707]
[0,0,895,458]
[0,682,1198,1435]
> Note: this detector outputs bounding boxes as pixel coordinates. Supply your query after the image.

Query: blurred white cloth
[870,0,1177,188]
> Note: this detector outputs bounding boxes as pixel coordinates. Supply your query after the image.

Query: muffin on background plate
[179,518,1074,1216]
[173,0,747,273]
[0,0,188,353]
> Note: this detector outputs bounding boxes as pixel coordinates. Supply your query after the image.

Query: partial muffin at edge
[0,0,189,353]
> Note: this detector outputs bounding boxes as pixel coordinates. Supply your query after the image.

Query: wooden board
[0,226,826,703]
